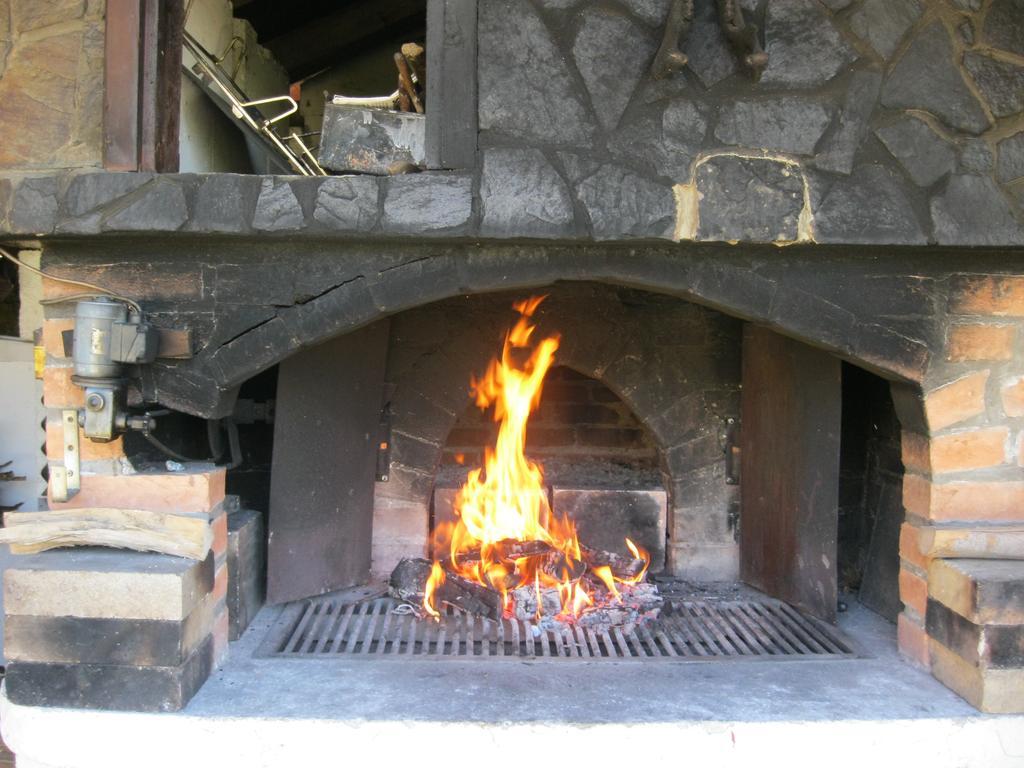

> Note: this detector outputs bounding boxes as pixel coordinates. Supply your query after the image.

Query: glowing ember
[423,297,650,622]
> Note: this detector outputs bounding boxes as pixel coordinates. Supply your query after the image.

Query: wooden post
[104,0,184,172]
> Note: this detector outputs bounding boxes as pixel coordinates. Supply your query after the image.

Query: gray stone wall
[476,0,1024,246]
[0,0,105,170]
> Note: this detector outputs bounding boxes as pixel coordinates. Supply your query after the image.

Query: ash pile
[389,539,662,634]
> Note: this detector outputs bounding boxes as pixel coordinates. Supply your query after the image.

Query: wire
[0,246,142,313]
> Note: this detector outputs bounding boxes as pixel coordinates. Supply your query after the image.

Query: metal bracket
[723,416,740,485]
[51,409,81,502]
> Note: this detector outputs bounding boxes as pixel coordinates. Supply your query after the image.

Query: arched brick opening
[369,285,744,580]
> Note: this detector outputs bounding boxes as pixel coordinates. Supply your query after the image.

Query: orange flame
[423,297,651,621]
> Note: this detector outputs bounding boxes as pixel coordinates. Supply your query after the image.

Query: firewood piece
[394,52,424,114]
[581,544,646,579]
[442,538,554,569]
[388,557,501,618]
[542,550,586,582]
[0,508,213,559]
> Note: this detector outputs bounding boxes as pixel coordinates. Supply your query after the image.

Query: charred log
[389,557,502,618]
[581,544,647,580]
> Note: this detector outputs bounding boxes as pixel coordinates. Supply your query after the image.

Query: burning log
[581,544,647,580]
[442,538,554,569]
[389,557,502,618]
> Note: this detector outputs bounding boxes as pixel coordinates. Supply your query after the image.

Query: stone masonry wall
[0,0,105,170]
[477,0,1024,247]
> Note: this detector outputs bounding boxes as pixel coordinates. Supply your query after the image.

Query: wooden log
[442,538,553,569]
[581,544,646,579]
[0,508,212,559]
[388,557,501,618]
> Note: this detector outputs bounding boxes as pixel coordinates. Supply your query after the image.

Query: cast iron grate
[261,596,856,661]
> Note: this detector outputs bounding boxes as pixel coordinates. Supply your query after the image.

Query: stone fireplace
[0,0,1023,761]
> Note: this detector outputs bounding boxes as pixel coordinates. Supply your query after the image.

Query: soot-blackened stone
[10,175,58,234]
[881,22,990,134]
[104,177,188,232]
[312,175,380,231]
[188,174,257,234]
[983,0,1024,56]
[480,148,574,237]
[931,174,1024,245]
[696,156,805,243]
[875,116,957,187]
[682,0,737,88]
[814,69,883,175]
[252,178,304,232]
[959,138,995,174]
[847,0,922,60]
[715,97,833,156]
[761,0,856,87]
[813,164,926,245]
[963,52,1024,119]
[574,164,675,240]
[63,171,153,218]
[478,0,596,145]
[997,131,1024,183]
[572,7,655,132]
[381,174,473,233]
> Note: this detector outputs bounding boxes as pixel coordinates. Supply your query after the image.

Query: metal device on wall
[652,0,768,82]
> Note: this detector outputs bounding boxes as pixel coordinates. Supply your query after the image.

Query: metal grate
[260,596,857,661]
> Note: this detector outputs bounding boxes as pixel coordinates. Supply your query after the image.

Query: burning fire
[424,297,649,621]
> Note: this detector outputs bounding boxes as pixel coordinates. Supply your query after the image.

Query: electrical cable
[0,245,142,313]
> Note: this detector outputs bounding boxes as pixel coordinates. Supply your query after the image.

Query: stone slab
[926,598,1024,669]
[928,558,1024,625]
[551,487,667,572]
[318,106,425,175]
[4,636,213,713]
[930,637,1024,713]
[227,509,265,641]
[4,549,215,621]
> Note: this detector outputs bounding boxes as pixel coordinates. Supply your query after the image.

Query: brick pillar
[3,317,229,711]
[894,274,1024,712]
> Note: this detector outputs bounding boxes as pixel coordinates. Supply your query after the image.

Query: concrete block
[4,586,222,666]
[930,638,1024,713]
[4,636,214,712]
[928,558,1024,624]
[926,598,1024,668]
[227,509,265,641]
[4,549,214,621]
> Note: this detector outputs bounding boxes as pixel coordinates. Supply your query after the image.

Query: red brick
[48,469,227,514]
[903,473,1024,522]
[211,513,228,560]
[212,607,230,668]
[899,566,928,616]
[1003,376,1024,418]
[923,371,989,431]
[897,611,930,669]
[45,419,125,461]
[42,365,84,408]
[899,522,930,571]
[950,275,1024,317]
[945,323,1018,361]
[902,428,1008,474]
[212,563,228,604]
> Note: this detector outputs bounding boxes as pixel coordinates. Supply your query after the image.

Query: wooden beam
[104,0,183,172]
[103,0,144,170]
[0,508,213,560]
[425,0,476,169]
